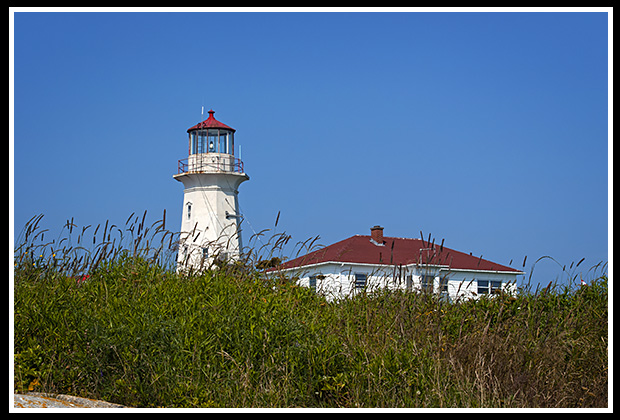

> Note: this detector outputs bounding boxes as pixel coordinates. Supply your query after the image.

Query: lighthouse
[173,110,249,270]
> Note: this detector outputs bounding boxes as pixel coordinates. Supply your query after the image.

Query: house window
[421,274,434,293]
[354,273,367,289]
[439,276,449,293]
[478,280,502,295]
[406,275,413,291]
[308,275,317,290]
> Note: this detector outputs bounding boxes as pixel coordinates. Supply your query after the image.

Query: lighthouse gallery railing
[178,154,244,175]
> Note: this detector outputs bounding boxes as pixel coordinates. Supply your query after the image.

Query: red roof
[276,235,522,273]
[187,110,236,133]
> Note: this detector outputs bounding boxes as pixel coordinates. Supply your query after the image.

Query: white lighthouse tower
[173,109,249,270]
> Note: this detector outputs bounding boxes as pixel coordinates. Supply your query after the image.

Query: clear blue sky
[12,10,609,287]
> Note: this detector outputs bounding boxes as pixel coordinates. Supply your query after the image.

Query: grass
[13,214,608,408]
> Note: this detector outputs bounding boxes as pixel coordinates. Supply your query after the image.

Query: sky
[11,10,610,287]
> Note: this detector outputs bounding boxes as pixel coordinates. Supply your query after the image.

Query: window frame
[477,279,502,295]
[439,275,449,294]
[420,274,435,293]
[186,202,192,220]
[354,272,367,290]
[308,275,317,291]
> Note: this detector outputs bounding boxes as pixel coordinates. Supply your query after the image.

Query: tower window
[186,203,192,220]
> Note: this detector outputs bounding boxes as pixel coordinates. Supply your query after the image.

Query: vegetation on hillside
[13,214,608,408]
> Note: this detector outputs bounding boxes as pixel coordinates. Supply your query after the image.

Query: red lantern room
[186,109,236,155]
[178,110,244,174]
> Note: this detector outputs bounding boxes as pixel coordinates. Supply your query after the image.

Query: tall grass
[13,214,608,408]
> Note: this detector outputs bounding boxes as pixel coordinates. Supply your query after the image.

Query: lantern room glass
[189,129,234,155]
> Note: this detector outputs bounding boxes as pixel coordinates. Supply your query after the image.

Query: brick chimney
[370,225,384,244]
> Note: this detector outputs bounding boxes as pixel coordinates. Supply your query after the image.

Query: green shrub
[13,215,608,407]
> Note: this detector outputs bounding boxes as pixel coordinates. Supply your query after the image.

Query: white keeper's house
[272,226,524,301]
